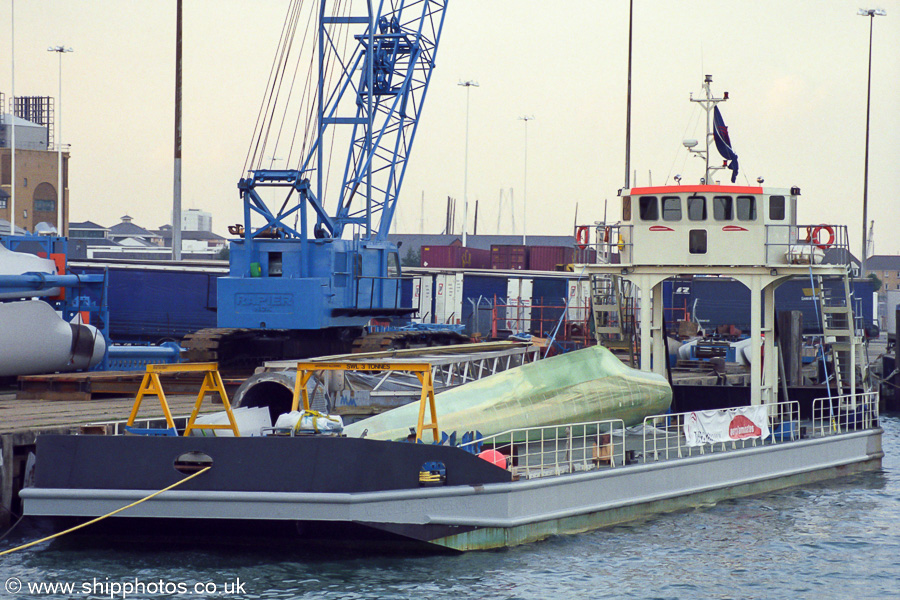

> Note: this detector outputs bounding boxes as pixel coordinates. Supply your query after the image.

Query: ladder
[815,274,865,396]
[590,274,637,366]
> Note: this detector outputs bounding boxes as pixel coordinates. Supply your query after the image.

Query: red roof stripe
[627,185,763,194]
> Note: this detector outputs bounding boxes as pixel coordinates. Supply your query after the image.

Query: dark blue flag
[713,106,739,183]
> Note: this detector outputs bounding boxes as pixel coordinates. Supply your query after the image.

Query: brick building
[0,105,69,236]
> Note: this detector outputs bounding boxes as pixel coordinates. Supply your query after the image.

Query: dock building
[0,94,69,236]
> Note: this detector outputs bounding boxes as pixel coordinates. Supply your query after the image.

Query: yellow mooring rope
[0,466,211,557]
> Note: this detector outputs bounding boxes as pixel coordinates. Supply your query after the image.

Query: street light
[458,80,478,247]
[48,45,73,235]
[858,7,885,277]
[518,115,534,245]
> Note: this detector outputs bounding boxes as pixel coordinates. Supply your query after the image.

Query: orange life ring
[810,225,835,250]
[576,226,589,249]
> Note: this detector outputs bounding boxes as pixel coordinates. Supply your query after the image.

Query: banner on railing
[683,406,770,446]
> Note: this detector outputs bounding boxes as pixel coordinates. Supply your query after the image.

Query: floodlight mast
[857,7,886,276]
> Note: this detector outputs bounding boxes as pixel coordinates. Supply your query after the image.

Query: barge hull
[21,429,882,552]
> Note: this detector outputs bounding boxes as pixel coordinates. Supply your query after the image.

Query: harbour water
[2,414,898,600]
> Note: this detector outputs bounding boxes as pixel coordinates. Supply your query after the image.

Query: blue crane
[186,0,453,364]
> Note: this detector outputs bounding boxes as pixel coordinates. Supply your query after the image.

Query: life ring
[810,225,835,250]
[603,226,612,243]
[576,226,589,249]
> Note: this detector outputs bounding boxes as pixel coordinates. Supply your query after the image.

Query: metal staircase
[815,274,865,395]
[590,274,637,366]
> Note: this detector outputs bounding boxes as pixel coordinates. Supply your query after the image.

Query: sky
[3,0,899,255]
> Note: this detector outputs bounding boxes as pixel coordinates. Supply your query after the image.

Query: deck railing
[459,418,626,479]
[641,401,800,463]
[765,223,851,266]
[811,392,879,437]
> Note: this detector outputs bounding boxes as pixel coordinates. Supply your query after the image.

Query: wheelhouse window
[623,197,631,221]
[661,196,681,221]
[689,230,707,254]
[769,196,786,220]
[638,196,658,221]
[687,195,707,221]
[713,196,733,221]
[387,252,401,277]
[737,196,756,221]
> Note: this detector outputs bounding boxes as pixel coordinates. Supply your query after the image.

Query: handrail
[459,418,626,478]
[641,400,800,463]
[811,391,879,437]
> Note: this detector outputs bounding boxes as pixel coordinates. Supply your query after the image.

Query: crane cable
[0,466,211,557]
[244,0,301,175]
[256,0,307,172]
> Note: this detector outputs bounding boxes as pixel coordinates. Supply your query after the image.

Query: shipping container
[465,248,492,269]
[421,245,458,269]
[70,264,220,343]
[491,245,528,270]
[662,276,877,335]
[420,245,490,269]
[528,246,575,271]
[574,247,598,265]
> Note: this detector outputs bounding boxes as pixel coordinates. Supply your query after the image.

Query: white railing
[459,419,626,479]
[811,392,879,437]
[641,401,801,463]
[765,223,851,266]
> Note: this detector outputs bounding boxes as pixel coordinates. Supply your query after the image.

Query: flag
[713,106,739,183]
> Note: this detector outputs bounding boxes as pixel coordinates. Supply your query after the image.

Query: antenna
[687,74,730,183]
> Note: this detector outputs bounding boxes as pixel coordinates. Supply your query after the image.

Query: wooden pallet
[16,370,244,402]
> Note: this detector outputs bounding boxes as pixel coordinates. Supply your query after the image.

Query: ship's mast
[688,74,729,184]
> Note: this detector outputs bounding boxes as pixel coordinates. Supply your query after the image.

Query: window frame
[661,196,682,222]
[33,199,55,212]
[713,195,734,221]
[689,229,707,254]
[687,195,707,221]
[638,196,659,221]
[768,195,786,221]
[737,195,757,221]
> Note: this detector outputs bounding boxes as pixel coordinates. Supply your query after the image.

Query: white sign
[683,405,771,447]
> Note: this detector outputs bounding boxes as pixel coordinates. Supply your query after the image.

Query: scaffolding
[12,96,54,148]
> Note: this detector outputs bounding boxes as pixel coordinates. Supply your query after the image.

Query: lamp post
[458,80,478,247]
[47,45,72,236]
[858,7,885,277]
[518,115,534,245]
[9,0,15,234]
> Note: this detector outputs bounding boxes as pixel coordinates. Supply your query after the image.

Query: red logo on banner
[728,415,762,439]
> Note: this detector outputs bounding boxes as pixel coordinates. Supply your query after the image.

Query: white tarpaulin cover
[0,243,60,299]
[0,300,106,377]
[343,345,672,441]
[683,405,771,447]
